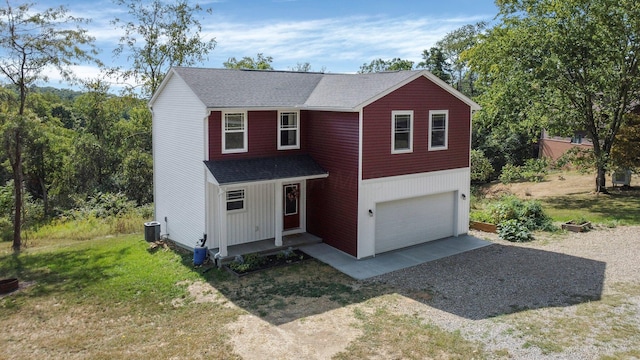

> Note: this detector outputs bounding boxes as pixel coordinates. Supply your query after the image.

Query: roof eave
[212,173,329,187]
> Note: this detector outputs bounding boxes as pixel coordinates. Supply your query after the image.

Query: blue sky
[30,0,498,89]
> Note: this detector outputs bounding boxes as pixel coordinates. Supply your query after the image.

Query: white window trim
[277,110,300,150]
[226,188,246,213]
[391,110,414,154]
[222,111,248,154]
[428,110,449,151]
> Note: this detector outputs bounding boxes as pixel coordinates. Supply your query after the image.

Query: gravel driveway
[368,226,640,359]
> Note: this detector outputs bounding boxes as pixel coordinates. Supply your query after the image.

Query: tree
[358,58,414,73]
[223,53,274,70]
[0,0,98,251]
[467,0,640,192]
[611,112,640,172]
[112,0,216,98]
[436,22,486,97]
[416,47,451,83]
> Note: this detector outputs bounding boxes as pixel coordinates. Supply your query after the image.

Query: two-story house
[149,67,480,260]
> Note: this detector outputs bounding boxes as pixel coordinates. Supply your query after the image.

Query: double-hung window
[226,189,245,212]
[278,111,299,150]
[392,110,413,153]
[428,110,448,151]
[223,112,247,153]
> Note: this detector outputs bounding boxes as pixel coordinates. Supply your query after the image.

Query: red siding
[208,110,307,160]
[306,111,359,257]
[362,76,471,179]
[539,138,593,161]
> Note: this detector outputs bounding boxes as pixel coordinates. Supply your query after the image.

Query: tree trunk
[40,176,48,218]
[11,130,22,252]
[596,165,607,193]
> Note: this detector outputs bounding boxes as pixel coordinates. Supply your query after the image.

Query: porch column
[274,181,283,246]
[217,187,228,257]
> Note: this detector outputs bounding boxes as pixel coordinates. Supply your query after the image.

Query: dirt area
[481,171,638,199]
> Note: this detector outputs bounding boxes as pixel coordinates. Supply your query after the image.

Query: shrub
[521,158,548,182]
[66,192,137,220]
[499,159,549,184]
[498,219,533,242]
[482,195,555,231]
[499,164,522,184]
[470,149,494,183]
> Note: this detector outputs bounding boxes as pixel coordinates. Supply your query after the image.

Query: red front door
[283,183,300,230]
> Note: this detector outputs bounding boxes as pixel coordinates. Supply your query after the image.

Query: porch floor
[211,232,322,260]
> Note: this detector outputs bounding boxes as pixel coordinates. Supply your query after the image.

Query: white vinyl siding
[152,73,208,249]
[225,182,276,245]
[358,168,470,258]
[278,111,300,150]
[391,110,413,154]
[428,110,448,151]
[222,112,247,153]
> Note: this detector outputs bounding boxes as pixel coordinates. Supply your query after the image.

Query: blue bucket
[193,246,208,265]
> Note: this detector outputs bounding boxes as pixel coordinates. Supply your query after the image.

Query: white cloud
[204,14,487,71]
[39,64,133,91]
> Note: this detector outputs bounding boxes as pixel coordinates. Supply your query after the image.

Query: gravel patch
[367,226,640,359]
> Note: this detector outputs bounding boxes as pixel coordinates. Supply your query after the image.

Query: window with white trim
[278,111,300,150]
[226,189,245,211]
[428,110,448,151]
[392,110,413,153]
[222,112,247,153]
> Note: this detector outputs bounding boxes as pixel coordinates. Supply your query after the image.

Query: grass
[215,259,384,324]
[0,234,242,359]
[540,191,640,226]
[334,305,489,359]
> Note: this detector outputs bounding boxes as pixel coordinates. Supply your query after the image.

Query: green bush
[470,149,494,183]
[499,159,549,184]
[499,164,522,184]
[473,195,555,233]
[521,158,548,182]
[498,219,533,242]
[66,192,138,220]
[490,196,554,230]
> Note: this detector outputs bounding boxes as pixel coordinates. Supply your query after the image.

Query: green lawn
[540,191,640,226]
[0,235,242,359]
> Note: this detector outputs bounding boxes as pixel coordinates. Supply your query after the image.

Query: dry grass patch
[334,305,488,360]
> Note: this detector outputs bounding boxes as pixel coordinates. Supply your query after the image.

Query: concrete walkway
[300,235,492,280]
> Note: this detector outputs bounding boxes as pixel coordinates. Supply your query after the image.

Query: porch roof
[204,154,328,185]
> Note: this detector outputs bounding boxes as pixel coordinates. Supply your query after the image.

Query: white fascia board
[217,173,329,188]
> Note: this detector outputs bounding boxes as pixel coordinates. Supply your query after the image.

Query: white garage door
[375,192,455,254]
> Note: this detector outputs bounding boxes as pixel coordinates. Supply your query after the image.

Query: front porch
[210,232,322,263]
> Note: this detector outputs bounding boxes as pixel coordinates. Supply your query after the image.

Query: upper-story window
[223,112,247,153]
[428,110,448,151]
[278,111,300,150]
[392,110,413,154]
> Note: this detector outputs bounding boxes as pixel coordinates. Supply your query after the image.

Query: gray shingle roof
[170,67,434,110]
[172,67,324,108]
[204,154,328,185]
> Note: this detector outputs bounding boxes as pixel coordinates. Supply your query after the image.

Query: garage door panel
[375,192,454,254]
